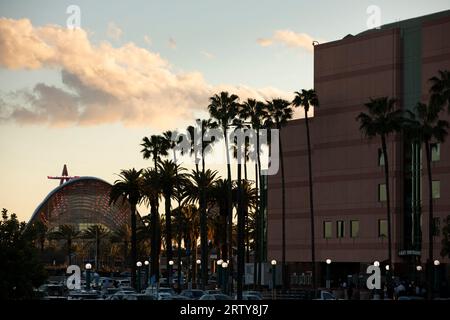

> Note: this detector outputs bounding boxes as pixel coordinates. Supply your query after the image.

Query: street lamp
[196,259,201,288]
[136,261,142,292]
[325,259,332,289]
[144,260,150,289]
[271,260,277,299]
[222,262,228,295]
[374,261,380,267]
[416,265,422,271]
[85,263,92,291]
[217,259,223,290]
[434,260,440,293]
[169,260,174,287]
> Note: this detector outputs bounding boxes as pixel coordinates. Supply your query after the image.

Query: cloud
[0,18,290,128]
[143,35,152,46]
[256,38,273,47]
[200,50,214,59]
[168,37,177,49]
[107,22,123,41]
[257,29,321,52]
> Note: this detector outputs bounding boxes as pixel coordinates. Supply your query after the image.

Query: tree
[82,225,110,270]
[110,224,131,269]
[292,89,319,293]
[141,135,170,170]
[141,168,162,282]
[26,220,48,252]
[158,159,188,284]
[49,224,80,266]
[264,98,293,292]
[239,98,268,287]
[430,70,450,113]
[0,209,47,300]
[184,169,219,288]
[110,168,143,289]
[356,97,404,275]
[208,92,239,265]
[407,99,448,299]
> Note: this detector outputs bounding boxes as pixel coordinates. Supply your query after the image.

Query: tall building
[267,10,450,284]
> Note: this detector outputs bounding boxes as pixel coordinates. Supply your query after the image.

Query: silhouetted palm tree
[430,70,450,112]
[239,98,267,287]
[292,89,319,293]
[110,168,143,289]
[82,225,110,270]
[141,168,162,282]
[356,97,404,272]
[49,224,80,265]
[264,98,293,292]
[141,135,170,170]
[110,224,131,269]
[208,92,239,268]
[158,159,188,285]
[407,99,448,299]
[184,169,219,288]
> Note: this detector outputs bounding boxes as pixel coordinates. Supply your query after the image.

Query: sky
[1,0,449,221]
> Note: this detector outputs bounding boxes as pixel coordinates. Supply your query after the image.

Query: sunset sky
[1,0,449,221]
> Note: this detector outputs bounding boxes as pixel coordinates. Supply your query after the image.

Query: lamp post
[136,261,142,292]
[271,260,277,299]
[217,259,223,290]
[85,263,92,291]
[325,259,332,289]
[374,261,380,267]
[434,260,440,294]
[169,260,174,287]
[222,262,228,295]
[196,259,201,288]
[144,260,149,290]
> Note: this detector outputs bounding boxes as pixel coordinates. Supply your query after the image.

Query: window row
[323,219,388,239]
[378,181,440,202]
[378,143,440,167]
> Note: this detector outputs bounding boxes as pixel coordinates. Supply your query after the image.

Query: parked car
[122,293,157,300]
[243,291,263,299]
[199,294,233,300]
[180,289,205,300]
[313,290,337,300]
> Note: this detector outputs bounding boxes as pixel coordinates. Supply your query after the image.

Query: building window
[337,220,345,238]
[432,181,440,199]
[323,221,332,239]
[378,148,385,166]
[378,184,387,202]
[433,217,440,236]
[378,219,388,238]
[350,220,359,238]
[431,143,440,162]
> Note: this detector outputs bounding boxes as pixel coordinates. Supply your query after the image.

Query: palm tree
[264,98,293,292]
[407,99,448,299]
[141,135,170,170]
[49,224,80,265]
[292,89,319,292]
[208,92,239,269]
[141,168,162,282]
[184,169,219,288]
[82,225,110,270]
[158,159,188,285]
[110,168,143,289]
[110,224,131,269]
[28,220,48,252]
[356,97,404,273]
[430,70,450,112]
[239,98,267,287]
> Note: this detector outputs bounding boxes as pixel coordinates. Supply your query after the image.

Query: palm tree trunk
[279,127,287,292]
[237,160,244,299]
[254,162,259,289]
[174,150,183,289]
[244,153,250,264]
[68,238,72,266]
[425,140,434,300]
[131,204,137,289]
[381,135,393,269]
[256,127,262,288]
[200,154,208,289]
[150,201,160,282]
[223,127,232,258]
[165,196,173,283]
[305,111,316,294]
